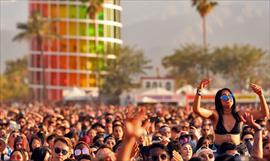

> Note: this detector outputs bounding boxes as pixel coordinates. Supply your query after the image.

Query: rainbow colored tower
[29,0,122,101]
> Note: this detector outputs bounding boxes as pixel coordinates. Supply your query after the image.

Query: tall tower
[29,0,122,101]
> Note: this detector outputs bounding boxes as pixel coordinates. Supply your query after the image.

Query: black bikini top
[215,113,241,135]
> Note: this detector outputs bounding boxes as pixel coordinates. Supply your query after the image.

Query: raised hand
[198,79,210,89]
[250,83,263,96]
[172,150,183,161]
[190,126,200,140]
[116,108,147,161]
[124,108,146,138]
[244,112,261,131]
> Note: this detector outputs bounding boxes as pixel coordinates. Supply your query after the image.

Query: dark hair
[148,143,168,153]
[31,146,50,161]
[98,144,112,149]
[77,154,92,161]
[13,135,24,150]
[106,118,113,124]
[195,136,210,152]
[112,124,123,131]
[113,140,122,152]
[46,134,56,143]
[240,131,254,140]
[91,123,105,130]
[167,140,181,158]
[29,135,42,152]
[64,131,76,139]
[215,88,240,124]
[189,157,203,161]
[154,118,164,126]
[139,146,149,161]
[171,126,180,133]
[93,134,104,147]
[36,131,45,145]
[242,125,252,133]
[215,153,240,161]
[219,142,237,154]
[104,134,115,143]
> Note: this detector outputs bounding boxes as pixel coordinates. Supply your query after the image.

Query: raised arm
[193,79,215,119]
[249,83,269,120]
[244,112,263,159]
[116,108,146,161]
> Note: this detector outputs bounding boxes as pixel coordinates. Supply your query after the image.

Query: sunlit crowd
[0,100,269,161]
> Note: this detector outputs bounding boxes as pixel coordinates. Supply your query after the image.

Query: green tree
[191,0,218,49]
[80,0,103,20]
[162,44,211,87]
[0,56,29,102]
[100,46,151,104]
[211,44,266,89]
[13,11,56,102]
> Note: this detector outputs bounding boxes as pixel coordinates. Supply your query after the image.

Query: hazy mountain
[1,0,269,75]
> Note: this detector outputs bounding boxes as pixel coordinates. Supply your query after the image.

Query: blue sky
[1,0,269,75]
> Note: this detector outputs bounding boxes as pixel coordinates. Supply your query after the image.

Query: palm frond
[16,23,30,30]
[14,10,58,42]
[13,32,33,41]
[210,2,218,6]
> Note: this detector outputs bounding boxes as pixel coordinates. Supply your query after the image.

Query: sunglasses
[199,153,214,159]
[244,138,253,142]
[54,147,68,155]
[220,94,233,101]
[74,148,90,156]
[150,154,168,161]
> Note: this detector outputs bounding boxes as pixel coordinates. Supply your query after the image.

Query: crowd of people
[0,80,270,161]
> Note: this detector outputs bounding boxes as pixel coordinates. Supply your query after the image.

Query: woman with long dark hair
[193,79,269,147]
[31,146,51,161]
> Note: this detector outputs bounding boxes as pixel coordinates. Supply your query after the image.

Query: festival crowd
[0,80,270,161]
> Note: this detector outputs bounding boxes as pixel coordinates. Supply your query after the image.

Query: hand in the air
[198,79,210,89]
[250,83,263,96]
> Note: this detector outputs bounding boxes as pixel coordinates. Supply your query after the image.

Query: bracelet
[197,88,202,96]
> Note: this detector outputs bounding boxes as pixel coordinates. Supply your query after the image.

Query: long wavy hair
[215,88,240,123]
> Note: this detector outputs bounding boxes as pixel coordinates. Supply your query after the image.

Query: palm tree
[80,0,104,89]
[192,0,217,78]
[13,11,55,102]
[192,0,218,49]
